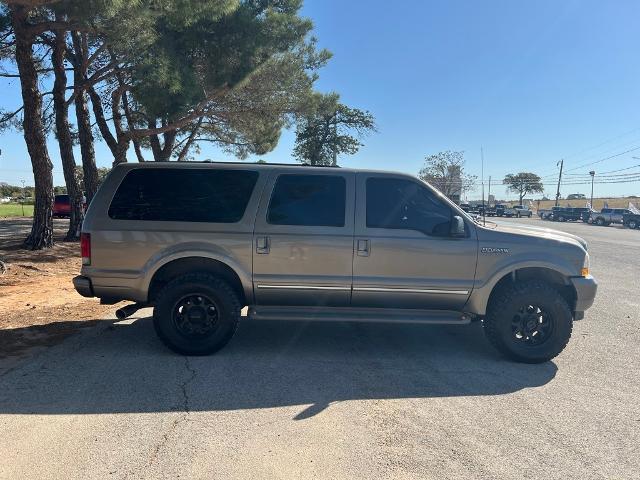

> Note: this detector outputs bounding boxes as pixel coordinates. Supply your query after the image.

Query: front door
[351,173,478,310]
[252,170,355,306]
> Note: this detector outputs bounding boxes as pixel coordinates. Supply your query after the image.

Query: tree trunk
[52,26,83,241]
[10,5,54,250]
[122,90,145,162]
[71,32,99,203]
[149,121,177,161]
[176,117,203,161]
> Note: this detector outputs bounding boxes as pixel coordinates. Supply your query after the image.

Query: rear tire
[629,220,638,229]
[595,217,605,226]
[153,274,241,355]
[483,280,573,363]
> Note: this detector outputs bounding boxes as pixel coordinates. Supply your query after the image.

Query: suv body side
[78,162,595,320]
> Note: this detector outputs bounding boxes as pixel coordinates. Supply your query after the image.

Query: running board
[247,307,472,325]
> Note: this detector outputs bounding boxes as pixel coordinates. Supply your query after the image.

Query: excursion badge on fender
[481,247,510,254]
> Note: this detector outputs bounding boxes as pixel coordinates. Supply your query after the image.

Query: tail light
[81,233,91,265]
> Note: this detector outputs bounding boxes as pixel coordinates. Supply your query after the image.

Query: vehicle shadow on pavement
[0,316,557,419]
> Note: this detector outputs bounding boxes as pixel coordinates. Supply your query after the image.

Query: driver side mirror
[450,215,466,237]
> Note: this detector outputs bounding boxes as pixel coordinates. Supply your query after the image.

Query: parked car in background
[589,208,632,226]
[53,195,71,218]
[622,213,640,229]
[459,203,471,213]
[495,204,506,217]
[538,208,554,220]
[567,193,586,200]
[551,207,591,222]
[504,205,533,218]
[53,194,87,218]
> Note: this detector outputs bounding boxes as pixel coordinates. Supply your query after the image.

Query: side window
[267,174,346,227]
[108,168,258,222]
[366,177,453,237]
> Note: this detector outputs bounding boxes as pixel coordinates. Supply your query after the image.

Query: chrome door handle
[357,239,369,257]
[256,236,270,254]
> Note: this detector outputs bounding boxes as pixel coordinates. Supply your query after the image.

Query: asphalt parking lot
[1,217,639,480]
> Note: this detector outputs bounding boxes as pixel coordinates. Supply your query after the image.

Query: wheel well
[148,257,246,305]
[488,267,577,311]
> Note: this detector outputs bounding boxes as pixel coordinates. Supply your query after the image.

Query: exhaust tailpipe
[115,303,148,320]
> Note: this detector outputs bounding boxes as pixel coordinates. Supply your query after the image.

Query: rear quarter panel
[81,164,268,303]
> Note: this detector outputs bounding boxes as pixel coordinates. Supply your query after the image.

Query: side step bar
[247,307,473,325]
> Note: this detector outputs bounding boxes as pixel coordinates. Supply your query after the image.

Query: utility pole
[555,159,564,207]
[20,179,25,217]
[481,147,485,226]
[487,176,491,205]
[589,170,595,209]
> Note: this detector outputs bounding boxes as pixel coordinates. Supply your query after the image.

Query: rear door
[252,170,355,306]
[351,173,478,310]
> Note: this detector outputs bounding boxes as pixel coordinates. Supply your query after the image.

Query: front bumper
[570,275,598,315]
[73,275,94,298]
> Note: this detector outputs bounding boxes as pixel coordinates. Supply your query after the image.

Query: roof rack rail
[300,163,341,168]
[186,160,341,168]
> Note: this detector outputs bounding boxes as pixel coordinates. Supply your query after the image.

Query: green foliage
[293,92,375,165]
[503,172,544,202]
[418,151,477,199]
[189,38,331,159]
[74,165,111,191]
[116,0,314,121]
[0,182,34,199]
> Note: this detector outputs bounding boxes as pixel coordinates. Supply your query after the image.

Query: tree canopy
[503,172,544,203]
[293,92,375,165]
[418,151,477,200]
[0,0,376,249]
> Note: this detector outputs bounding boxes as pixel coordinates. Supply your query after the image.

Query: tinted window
[55,195,69,203]
[366,178,452,237]
[267,174,346,227]
[108,168,258,222]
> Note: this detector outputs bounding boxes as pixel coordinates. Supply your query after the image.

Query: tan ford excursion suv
[74,162,597,363]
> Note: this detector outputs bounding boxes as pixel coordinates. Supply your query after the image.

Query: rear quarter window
[108,168,259,223]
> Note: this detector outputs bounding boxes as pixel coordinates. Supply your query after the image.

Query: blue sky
[2,0,640,200]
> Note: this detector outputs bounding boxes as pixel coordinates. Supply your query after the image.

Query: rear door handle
[256,236,270,254]
[357,239,370,257]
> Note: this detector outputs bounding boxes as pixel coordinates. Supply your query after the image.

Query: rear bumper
[73,275,94,298]
[570,275,598,316]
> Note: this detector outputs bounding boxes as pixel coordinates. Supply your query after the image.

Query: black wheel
[629,220,638,229]
[558,216,566,222]
[483,280,573,363]
[595,217,605,226]
[153,274,241,355]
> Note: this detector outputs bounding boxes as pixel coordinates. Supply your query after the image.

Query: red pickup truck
[53,194,87,218]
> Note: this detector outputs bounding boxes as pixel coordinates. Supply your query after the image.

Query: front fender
[465,253,577,315]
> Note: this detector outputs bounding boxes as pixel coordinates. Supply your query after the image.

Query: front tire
[483,280,573,363]
[629,220,638,229]
[153,274,241,355]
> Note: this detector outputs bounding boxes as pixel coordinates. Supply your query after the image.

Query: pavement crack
[143,356,197,471]
[181,355,196,413]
